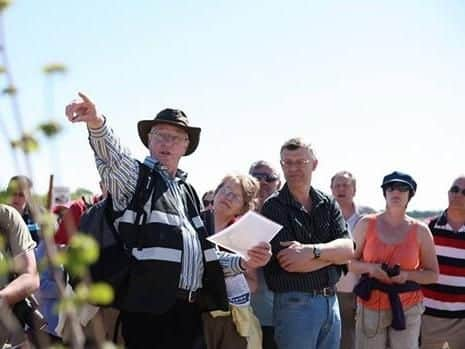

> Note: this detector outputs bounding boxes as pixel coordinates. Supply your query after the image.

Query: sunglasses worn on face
[386,183,410,192]
[203,200,213,207]
[251,172,279,183]
[450,185,465,196]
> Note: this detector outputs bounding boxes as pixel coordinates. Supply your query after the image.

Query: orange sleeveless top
[359,215,423,310]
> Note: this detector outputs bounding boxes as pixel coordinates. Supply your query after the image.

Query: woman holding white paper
[201,174,271,349]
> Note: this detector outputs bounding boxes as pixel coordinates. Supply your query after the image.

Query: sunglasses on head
[251,172,279,183]
[449,185,465,196]
[385,183,411,192]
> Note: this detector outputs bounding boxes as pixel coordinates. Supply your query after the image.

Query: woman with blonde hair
[201,173,271,349]
[350,171,439,349]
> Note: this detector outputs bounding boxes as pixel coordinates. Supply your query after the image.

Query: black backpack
[78,163,154,309]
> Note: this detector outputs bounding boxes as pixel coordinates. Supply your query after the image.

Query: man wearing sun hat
[65,93,271,348]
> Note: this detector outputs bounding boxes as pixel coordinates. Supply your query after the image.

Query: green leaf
[0,0,12,12]
[65,234,100,278]
[0,257,9,276]
[87,282,114,305]
[38,120,62,137]
[74,283,89,302]
[20,133,40,153]
[43,63,67,74]
[69,234,99,264]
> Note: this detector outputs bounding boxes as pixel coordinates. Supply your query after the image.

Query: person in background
[421,175,465,349]
[249,161,281,212]
[262,138,354,349]
[350,171,438,349]
[7,176,41,244]
[202,190,215,212]
[249,160,281,349]
[330,171,375,349]
[0,204,39,347]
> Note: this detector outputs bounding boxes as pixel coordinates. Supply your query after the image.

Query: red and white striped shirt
[423,212,465,318]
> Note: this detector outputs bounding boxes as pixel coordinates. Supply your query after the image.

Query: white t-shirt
[336,204,375,293]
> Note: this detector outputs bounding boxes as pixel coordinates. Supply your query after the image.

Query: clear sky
[1,0,464,211]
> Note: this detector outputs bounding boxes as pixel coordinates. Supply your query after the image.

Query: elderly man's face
[331,175,356,207]
[250,165,280,205]
[448,177,465,212]
[148,124,189,172]
[280,147,317,189]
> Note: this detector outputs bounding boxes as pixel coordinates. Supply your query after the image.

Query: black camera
[12,295,47,331]
[381,263,400,277]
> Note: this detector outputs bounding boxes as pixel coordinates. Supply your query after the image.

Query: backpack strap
[134,161,156,249]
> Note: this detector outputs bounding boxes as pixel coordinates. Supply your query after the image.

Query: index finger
[78,92,92,104]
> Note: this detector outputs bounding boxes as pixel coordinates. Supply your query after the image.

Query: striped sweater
[422,212,465,318]
[87,120,244,291]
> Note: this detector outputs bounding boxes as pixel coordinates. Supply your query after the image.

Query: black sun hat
[381,171,417,194]
[137,108,201,156]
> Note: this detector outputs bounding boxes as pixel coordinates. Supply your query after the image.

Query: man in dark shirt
[262,138,354,349]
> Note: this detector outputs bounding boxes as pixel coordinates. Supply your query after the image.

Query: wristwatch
[312,245,321,259]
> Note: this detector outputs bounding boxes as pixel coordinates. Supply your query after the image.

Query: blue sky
[1,0,464,210]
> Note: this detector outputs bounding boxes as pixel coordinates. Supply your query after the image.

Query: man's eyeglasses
[385,183,411,192]
[251,172,279,183]
[149,130,188,145]
[449,185,465,196]
[280,159,311,168]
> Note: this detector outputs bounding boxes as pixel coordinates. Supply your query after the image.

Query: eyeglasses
[449,185,465,196]
[280,159,311,168]
[385,183,411,192]
[251,172,279,183]
[149,130,188,145]
[218,185,243,204]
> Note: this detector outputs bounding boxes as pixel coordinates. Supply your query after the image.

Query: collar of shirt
[143,156,188,182]
[436,210,465,232]
[277,183,327,211]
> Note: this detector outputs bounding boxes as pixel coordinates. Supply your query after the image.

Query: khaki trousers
[355,302,424,349]
[421,315,465,349]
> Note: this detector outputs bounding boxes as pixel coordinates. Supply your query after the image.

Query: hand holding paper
[207,211,282,260]
[241,241,272,269]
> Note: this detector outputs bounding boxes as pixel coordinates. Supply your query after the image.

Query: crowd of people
[0,92,463,349]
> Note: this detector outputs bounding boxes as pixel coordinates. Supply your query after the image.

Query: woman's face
[213,179,245,218]
[384,182,411,209]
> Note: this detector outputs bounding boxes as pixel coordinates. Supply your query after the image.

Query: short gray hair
[249,160,279,176]
[280,137,315,159]
[331,171,356,188]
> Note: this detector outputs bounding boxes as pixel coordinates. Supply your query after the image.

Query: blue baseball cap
[381,171,417,193]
